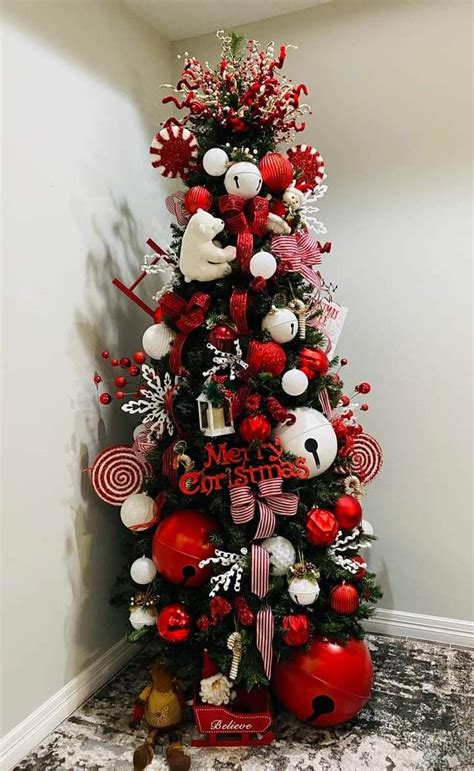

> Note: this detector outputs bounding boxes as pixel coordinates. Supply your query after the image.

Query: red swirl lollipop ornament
[89,445,151,506]
[350,433,383,485]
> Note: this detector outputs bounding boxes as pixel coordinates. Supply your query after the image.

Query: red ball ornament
[101,350,110,359]
[360,404,369,412]
[99,393,112,405]
[128,365,140,377]
[114,375,127,388]
[259,153,294,193]
[306,508,339,546]
[93,374,102,384]
[111,358,120,367]
[184,186,213,214]
[282,614,311,646]
[115,391,125,400]
[208,324,238,353]
[152,510,220,588]
[333,495,363,530]
[339,395,350,407]
[133,351,146,364]
[153,307,164,324]
[340,358,348,366]
[120,357,131,368]
[239,413,272,442]
[272,636,373,726]
[298,348,329,379]
[246,340,286,377]
[356,382,371,394]
[156,603,192,643]
[351,555,367,581]
[329,583,360,614]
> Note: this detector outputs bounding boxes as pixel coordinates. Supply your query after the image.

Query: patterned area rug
[13,635,473,770]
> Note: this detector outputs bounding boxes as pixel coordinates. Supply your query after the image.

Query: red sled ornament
[192,688,274,747]
[150,124,198,178]
[287,144,325,190]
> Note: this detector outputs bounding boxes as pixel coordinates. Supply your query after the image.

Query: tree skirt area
[13,635,473,770]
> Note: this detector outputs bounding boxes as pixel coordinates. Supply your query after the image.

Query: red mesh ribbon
[230,288,250,334]
[218,195,269,271]
[229,478,298,540]
[251,545,274,678]
[272,231,330,287]
[160,291,210,374]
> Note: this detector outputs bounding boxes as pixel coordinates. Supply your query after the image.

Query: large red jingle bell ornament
[239,413,272,442]
[334,495,363,530]
[246,340,287,377]
[306,508,339,546]
[208,324,238,353]
[282,614,311,646]
[298,348,329,380]
[329,583,360,614]
[272,636,373,726]
[184,186,213,214]
[152,510,220,588]
[259,153,294,193]
[156,603,192,643]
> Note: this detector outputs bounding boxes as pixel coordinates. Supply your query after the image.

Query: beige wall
[173,1,473,620]
[1,0,172,736]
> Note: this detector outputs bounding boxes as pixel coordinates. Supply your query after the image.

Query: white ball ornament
[203,147,229,176]
[133,424,148,440]
[224,161,263,199]
[130,556,157,585]
[360,519,374,549]
[142,323,176,360]
[249,251,277,279]
[261,536,296,576]
[261,307,298,344]
[129,606,157,630]
[273,407,338,479]
[281,369,309,396]
[288,576,320,606]
[120,493,156,532]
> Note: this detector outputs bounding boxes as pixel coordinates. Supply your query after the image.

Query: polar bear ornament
[179,208,237,283]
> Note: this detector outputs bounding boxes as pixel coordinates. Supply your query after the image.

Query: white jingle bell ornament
[281,368,309,396]
[224,161,263,200]
[273,407,337,479]
[203,147,229,176]
[249,251,277,279]
[261,536,296,576]
[288,576,320,606]
[262,307,298,344]
[120,493,156,532]
[142,323,176,360]
[130,556,157,585]
[129,605,157,630]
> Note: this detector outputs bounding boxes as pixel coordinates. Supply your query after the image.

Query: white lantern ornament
[120,493,156,532]
[261,536,296,576]
[224,162,263,200]
[129,606,157,630]
[203,147,229,176]
[281,368,309,396]
[197,388,235,437]
[261,306,298,344]
[249,251,277,279]
[273,407,338,479]
[130,556,157,585]
[142,323,176,360]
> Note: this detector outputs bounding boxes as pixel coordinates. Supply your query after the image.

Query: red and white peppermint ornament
[350,432,383,485]
[150,125,198,178]
[287,145,325,189]
[90,445,151,506]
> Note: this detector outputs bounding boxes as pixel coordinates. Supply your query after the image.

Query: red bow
[272,231,330,287]
[229,478,298,540]
[218,195,269,271]
[160,291,210,374]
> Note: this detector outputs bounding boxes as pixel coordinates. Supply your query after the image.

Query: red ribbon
[272,231,329,287]
[251,545,274,679]
[160,291,210,374]
[230,288,250,334]
[229,478,298,540]
[218,195,269,271]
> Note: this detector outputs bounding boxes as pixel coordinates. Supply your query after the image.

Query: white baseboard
[0,637,138,771]
[365,607,474,648]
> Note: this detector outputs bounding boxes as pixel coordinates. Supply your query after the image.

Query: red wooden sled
[192,688,275,747]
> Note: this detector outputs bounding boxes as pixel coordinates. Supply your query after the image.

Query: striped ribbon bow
[229,478,298,540]
[271,230,326,287]
[251,544,275,678]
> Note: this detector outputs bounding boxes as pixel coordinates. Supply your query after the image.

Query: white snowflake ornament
[122,365,175,437]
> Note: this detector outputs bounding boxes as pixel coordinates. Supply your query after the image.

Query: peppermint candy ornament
[150,125,198,178]
[287,145,325,190]
[90,445,151,506]
[351,432,383,484]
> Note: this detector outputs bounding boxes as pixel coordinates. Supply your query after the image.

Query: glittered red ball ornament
[93,374,102,384]
[272,636,373,726]
[115,391,125,399]
[259,153,294,193]
[99,393,112,405]
[333,495,363,530]
[208,324,238,353]
[156,603,192,643]
[128,365,140,377]
[111,358,120,367]
[114,375,127,388]
[282,614,311,646]
[101,350,110,359]
[152,509,220,588]
[120,357,131,368]
[306,508,339,546]
[340,395,350,407]
[298,348,329,379]
[239,413,272,442]
[360,404,369,412]
[133,351,146,364]
[246,340,286,377]
[184,185,213,214]
[329,583,360,614]
[356,382,371,394]
[351,555,367,581]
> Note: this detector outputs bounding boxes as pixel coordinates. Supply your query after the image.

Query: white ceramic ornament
[281,369,309,396]
[288,576,320,605]
[179,209,236,282]
[130,556,157,584]
[261,536,296,576]
[142,323,176,359]
[203,147,229,176]
[224,162,263,200]
[273,407,338,479]
[249,251,277,279]
[129,606,157,630]
[120,493,156,532]
[262,307,298,343]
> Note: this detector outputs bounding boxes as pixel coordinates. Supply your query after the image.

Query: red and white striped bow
[271,230,325,287]
[229,478,299,540]
[251,544,275,678]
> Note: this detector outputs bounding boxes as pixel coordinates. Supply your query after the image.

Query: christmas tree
[91,31,383,747]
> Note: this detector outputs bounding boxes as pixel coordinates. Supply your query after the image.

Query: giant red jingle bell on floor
[152,509,220,588]
[272,637,373,726]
